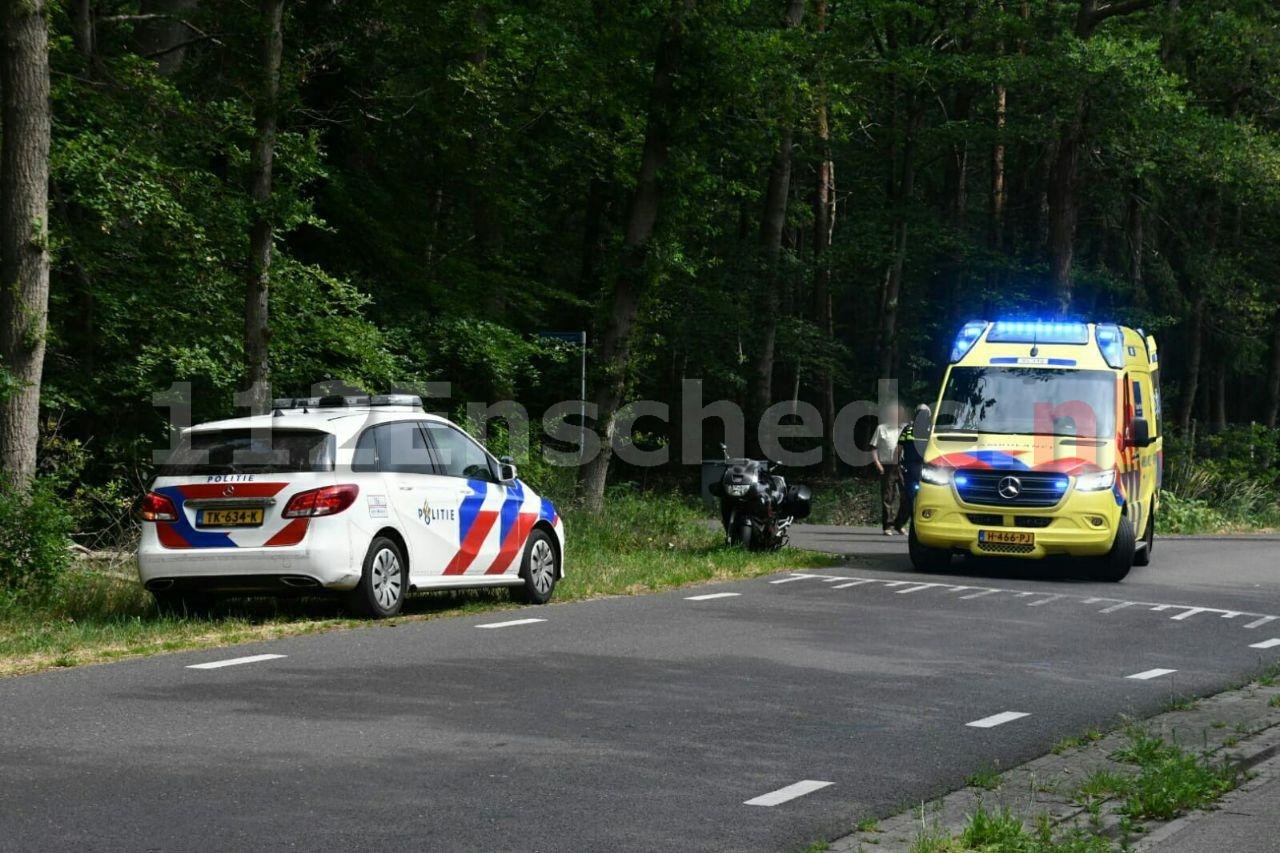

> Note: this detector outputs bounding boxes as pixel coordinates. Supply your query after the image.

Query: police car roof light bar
[271,394,423,410]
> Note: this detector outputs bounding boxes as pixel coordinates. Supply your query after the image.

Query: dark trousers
[879,465,900,530]
[894,464,922,530]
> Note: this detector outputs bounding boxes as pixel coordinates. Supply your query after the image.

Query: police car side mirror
[499,456,518,483]
[1130,417,1153,448]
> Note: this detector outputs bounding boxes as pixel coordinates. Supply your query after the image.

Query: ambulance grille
[966,513,1004,526]
[1013,516,1054,528]
[956,471,1067,508]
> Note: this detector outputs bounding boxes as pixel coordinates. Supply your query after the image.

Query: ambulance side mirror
[1130,417,1153,449]
[499,456,518,483]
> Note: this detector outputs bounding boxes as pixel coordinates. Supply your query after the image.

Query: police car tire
[1133,513,1154,567]
[1093,517,1135,582]
[152,590,212,617]
[350,536,407,618]
[518,529,559,605]
[908,525,950,571]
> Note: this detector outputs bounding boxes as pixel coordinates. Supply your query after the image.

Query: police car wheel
[1093,517,1135,582]
[908,525,950,572]
[350,536,406,618]
[518,530,559,605]
[1133,512,1154,567]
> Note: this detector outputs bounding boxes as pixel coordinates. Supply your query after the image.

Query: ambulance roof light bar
[1093,324,1126,369]
[950,321,988,363]
[986,319,1089,345]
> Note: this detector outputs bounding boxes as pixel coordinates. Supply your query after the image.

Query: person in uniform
[893,404,931,534]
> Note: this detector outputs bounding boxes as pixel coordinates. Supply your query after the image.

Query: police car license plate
[978,530,1034,546]
[197,508,264,528]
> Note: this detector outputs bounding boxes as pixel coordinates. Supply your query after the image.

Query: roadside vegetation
[0,490,837,678]
[909,727,1244,852]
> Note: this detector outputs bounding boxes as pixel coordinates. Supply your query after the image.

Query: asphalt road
[2,527,1279,852]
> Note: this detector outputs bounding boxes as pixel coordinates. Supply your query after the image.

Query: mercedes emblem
[997,476,1022,500]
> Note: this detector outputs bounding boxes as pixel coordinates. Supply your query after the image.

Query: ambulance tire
[518,529,559,605]
[350,536,407,618]
[1093,517,1135,582]
[152,590,213,618]
[908,525,950,572]
[1133,512,1154,567]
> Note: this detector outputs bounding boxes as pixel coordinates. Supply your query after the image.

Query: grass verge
[0,491,839,678]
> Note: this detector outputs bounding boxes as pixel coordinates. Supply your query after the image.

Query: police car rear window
[158,429,336,476]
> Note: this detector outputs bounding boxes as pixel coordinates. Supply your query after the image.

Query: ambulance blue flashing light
[1094,323,1126,369]
[986,320,1089,345]
[950,321,988,363]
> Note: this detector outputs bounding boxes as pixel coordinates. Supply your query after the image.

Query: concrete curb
[829,678,1280,852]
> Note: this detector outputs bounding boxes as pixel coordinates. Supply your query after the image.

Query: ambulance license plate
[978,530,1034,546]
[197,508,264,528]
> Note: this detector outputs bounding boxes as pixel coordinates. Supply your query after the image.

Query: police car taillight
[139,491,178,522]
[283,485,359,518]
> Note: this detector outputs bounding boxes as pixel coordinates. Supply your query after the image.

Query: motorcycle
[709,444,812,551]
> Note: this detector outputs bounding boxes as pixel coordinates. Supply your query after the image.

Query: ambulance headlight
[921,464,953,486]
[1075,469,1116,492]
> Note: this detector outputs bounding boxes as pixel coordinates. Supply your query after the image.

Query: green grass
[855,817,882,833]
[0,492,839,677]
[1052,728,1105,754]
[964,765,1002,791]
[1268,695,1280,708]
[911,805,1111,852]
[1101,729,1241,821]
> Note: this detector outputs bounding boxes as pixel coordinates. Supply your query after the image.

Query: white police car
[137,394,564,617]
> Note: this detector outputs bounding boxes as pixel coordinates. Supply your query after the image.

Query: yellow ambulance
[910,320,1161,581]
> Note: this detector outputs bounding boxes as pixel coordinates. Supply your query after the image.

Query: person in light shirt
[871,407,907,535]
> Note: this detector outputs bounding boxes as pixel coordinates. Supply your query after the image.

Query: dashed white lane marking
[1151,605,1173,612]
[1246,617,1278,630]
[685,592,741,601]
[882,581,910,588]
[1171,608,1208,622]
[1017,592,1036,597]
[1100,602,1134,614]
[1222,612,1241,619]
[475,618,546,629]
[1127,668,1177,680]
[1083,597,1103,604]
[1249,638,1280,650]
[967,711,1030,729]
[896,584,938,594]
[770,574,816,584]
[960,589,999,600]
[743,780,833,807]
[187,654,286,670]
[1028,595,1062,607]
[832,580,874,589]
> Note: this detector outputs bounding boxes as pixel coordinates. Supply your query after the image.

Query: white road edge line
[684,593,742,601]
[1249,638,1280,650]
[769,575,815,585]
[966,711,1030,729]
[1127,668,1177,680]
[1028,595,1062,607]
[1245,617,1278,630]
[832,580,873,589]
[960,589,999,600]
[186,654,286,670]
[1100,602,1134,614]
[475,618,546,629]
[743,780,833,807]
[1171,608,1207,622]
[896,584,937,594]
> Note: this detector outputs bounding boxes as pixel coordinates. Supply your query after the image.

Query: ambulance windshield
[938,367,1116,438]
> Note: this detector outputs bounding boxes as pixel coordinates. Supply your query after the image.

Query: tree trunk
[878,102,921,382]
[811,0,837,475]
[1211,360,1227,433]
[72,0,95,57]
[751,0,805,427]
[1266,306,1280,429]
[1179,293,1204,433]
[989,88,1006,251]
[1046,116,1082,314]
[0,0,53,487]
[242,0,284,412]
[579,0,693,511]
[135,0,200,75]
[1126,183,1144,302]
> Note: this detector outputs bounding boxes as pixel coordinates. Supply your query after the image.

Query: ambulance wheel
[1133,512,1154,567]
[908,526,950,572]
[1092,517,1135,582]
[153,590,213,617]
[350,536,406,618]
[518,530,559,605]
